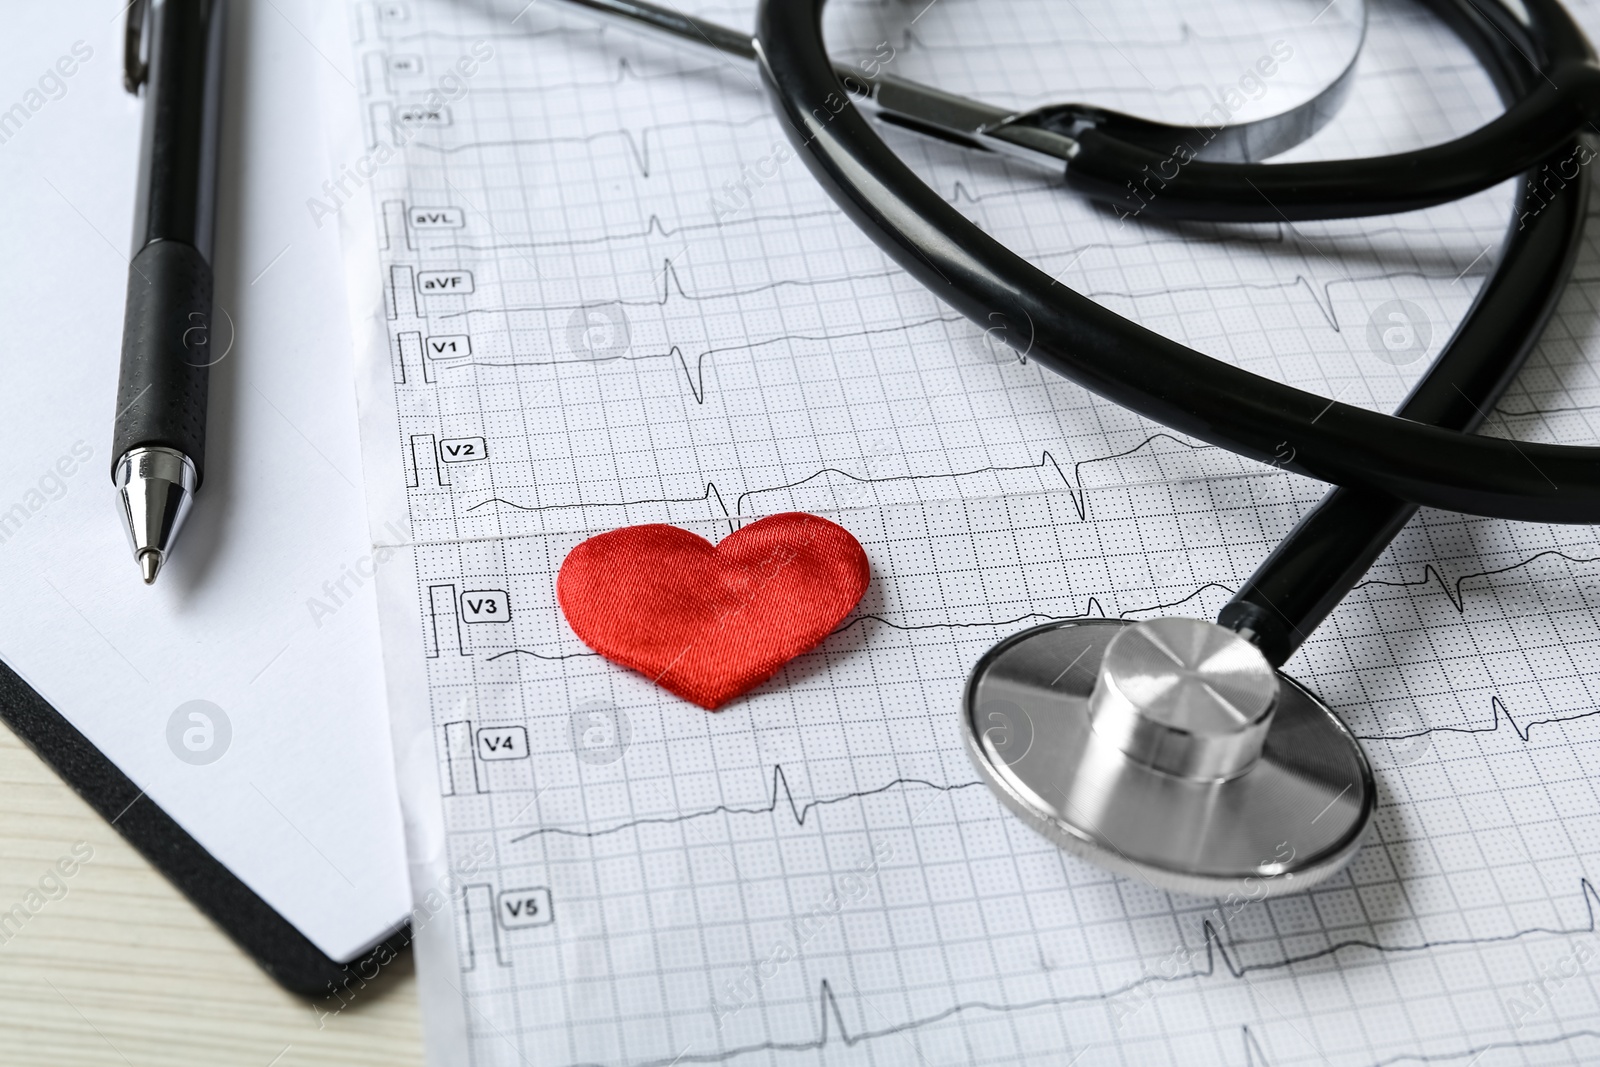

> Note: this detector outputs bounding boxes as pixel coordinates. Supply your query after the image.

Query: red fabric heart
[557,513,870,709]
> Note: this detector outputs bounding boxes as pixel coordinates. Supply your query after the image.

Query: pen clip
[123,0,150,94]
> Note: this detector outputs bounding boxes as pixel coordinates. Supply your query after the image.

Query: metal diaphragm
[963,617,1373,898]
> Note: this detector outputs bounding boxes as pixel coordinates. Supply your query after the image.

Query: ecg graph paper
[330,0,1600,1062]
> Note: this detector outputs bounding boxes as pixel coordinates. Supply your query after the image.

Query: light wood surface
[0,721,425,1066]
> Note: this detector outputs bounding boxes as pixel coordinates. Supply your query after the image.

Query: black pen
[112,0,226,584]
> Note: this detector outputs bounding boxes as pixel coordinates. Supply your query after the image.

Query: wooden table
[0,722,424,1066]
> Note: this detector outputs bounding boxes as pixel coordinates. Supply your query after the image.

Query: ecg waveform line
[833,598,1111,636]
[415,180,1488,339]
[391,13,1315,53]
[476,598,1114,674]
[1496,401,1600,418]
[507,764,988,844]
[383,25,603,46]
[393,14,1334,61]
[727,446,1094,517]
[468,56,727,96]
[479,599,1116,672]
[1363,1031,1600,1067]
[1353,548,1600,612]
[467,479,733,521]
[439,248,1486,346]
[838,582,1243,637]
[438,259,914,321]
[1084,269,1481,336]
[435,316,967,405]
[1242,1027,1272,1067]
[424,190,1464,265]
[467,53,1269,110]
[484,647,597,663]
[417,187,1488,336]
[467,433,1229,524]
[456,545,1600,681]
[1355,695,1600,746]
[426,264,1479,401]
[740,19,1334,56]
[422,195,1324,257]
[412,113,771,178]
[535,880,1600,1067]
[429,207,842,254]
[494,681,1600,843]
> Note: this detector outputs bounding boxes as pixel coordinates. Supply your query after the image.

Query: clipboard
[0,5,415,994]
[0,659,408,998]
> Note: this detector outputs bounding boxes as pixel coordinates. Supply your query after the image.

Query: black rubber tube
[1054,0,1600,222]
[1218,1,1594,665]
[1062,71,1598,222]
[754,0,1600,522]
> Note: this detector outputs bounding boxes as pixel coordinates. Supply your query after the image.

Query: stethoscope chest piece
[963,617,1375,898]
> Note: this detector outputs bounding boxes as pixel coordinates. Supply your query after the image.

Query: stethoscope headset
[542,0,1597,896]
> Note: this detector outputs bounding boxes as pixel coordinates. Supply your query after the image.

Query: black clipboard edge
[0,657,411,998]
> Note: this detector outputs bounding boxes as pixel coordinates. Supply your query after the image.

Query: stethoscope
[541,0,1598,897]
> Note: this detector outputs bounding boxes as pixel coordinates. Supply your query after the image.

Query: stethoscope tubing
[1057,0,1600,221]
[1219,0,1593,664]
[754,0,1600,524]
[1064,74,1599,223]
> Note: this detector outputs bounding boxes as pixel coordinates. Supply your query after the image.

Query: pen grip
[112,240,212,485]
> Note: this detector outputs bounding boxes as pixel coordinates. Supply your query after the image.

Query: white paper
[326,0,1600,1061]
[0,1,409,965]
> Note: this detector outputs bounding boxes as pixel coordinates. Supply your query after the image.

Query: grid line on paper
[345,0,1600,1064]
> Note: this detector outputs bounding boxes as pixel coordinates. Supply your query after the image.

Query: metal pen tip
[115,446,197,585]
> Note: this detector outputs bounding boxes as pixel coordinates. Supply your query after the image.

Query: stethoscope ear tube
[753,0,1600,524]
